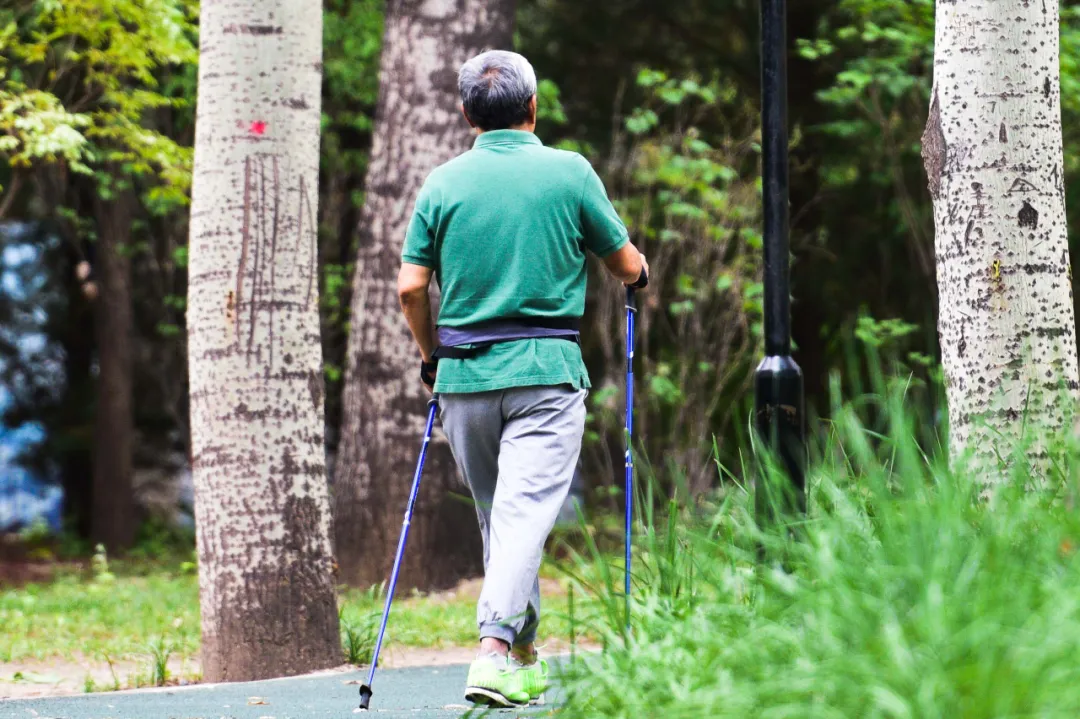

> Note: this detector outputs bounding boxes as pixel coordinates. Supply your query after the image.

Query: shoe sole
[464,686,528,708]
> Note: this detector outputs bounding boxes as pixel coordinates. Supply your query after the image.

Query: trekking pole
[358,397,439,712]
[624,269,648,631]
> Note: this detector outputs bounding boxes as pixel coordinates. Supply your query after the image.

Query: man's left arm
[398,262,437,364]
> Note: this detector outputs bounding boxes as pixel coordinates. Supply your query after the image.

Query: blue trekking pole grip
[624,267,647,631]
[358,397,439,711]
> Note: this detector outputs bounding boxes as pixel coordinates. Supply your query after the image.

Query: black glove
[630,268,649,289]
[420,357,438,386]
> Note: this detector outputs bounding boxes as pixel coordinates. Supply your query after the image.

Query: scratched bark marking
[333,0,516,589]
[268,156,280,367]
[236,156,253,346]
[295,174,305,252]
[300,175,317,306]
[187,0,339,682]
[306,185,318,308]
[247,155,267,358]
[923,0,1079,481]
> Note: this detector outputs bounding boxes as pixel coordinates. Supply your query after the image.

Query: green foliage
[853,313,918,349]
[129,517,195,561]
[316,0,384,433]
[1058,7,1080,179]
[318,0,383,211]
[323,0,382,137]
[617,71,761,327]
[799,0,933,229]
[179,549,197,575]
[0,67,91,182]
[799,1,1080,350]
[583,68,763,488]
[17,517,52,545]
[1,0,198,205]
[559,375,1080,717]
[321,262,351,329]
[801,0,932,125]
[535,78,567,126]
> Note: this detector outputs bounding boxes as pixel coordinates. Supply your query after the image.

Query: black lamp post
[755,0,806,524]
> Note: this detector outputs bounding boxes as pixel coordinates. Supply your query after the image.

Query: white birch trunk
[922,0,1079,476]
[187,0,341,681]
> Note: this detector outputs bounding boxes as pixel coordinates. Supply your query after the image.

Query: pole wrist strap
[420,357,438,386]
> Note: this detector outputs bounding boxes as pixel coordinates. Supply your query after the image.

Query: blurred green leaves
[0,0,197,208]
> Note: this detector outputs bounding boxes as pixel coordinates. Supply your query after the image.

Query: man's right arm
[578,160,649,286]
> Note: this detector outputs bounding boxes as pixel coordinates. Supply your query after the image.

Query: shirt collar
[473,130,543,148]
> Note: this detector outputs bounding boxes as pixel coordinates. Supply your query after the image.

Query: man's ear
[528,95,537,124]
[461,104,477,129]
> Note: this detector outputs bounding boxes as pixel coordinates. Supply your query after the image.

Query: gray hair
[458,50,537,131]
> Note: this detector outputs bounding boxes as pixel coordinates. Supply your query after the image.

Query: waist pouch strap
[432,318,581,360]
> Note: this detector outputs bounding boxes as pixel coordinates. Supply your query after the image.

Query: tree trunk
[333,0,516,589]
[922,0,1079,474]
[92,191,135,552]
[187,0,341,682]
[59,219,99,541]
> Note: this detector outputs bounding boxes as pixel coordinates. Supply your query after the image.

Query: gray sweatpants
[439,386,586,646]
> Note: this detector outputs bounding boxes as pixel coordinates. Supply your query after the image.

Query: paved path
[0,664,562,719]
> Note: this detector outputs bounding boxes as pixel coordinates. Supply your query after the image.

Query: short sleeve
[578,159,629,258]
[401,183,436,268]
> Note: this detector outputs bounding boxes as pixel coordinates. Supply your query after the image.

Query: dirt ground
[0,546,77,586]
[0,639,598,700]
[0,650,439,699]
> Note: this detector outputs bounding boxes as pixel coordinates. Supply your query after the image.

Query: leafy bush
[581,69,764,498]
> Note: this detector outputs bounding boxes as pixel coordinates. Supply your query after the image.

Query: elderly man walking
[397,49,648,707]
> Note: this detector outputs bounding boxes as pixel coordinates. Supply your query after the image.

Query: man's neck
[477,123,536,135]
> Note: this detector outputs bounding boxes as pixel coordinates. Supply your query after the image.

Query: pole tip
[358,684,373,711]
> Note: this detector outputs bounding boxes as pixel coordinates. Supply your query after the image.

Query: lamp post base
[754,354,806,525]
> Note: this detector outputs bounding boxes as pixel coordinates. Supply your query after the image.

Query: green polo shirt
[401,129,629,394]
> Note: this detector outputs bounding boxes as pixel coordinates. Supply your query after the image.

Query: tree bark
[91,191,135,552]
[333,0,516,589]
[922,0,1079,474]
[187,0,341,681]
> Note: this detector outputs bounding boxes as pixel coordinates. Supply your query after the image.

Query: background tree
[333,0,516,589]
[186,0,340,680]
[921,0,1079,472]
[90,186,134,549]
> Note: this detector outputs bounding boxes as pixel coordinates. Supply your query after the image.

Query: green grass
[556,377,1080,717]
[0,556,597,667]
[1,564,201,663]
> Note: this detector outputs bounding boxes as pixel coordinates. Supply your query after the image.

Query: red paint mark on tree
[250,121,268,135]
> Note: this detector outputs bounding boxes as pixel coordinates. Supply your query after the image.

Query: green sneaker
[464,653,529,707]
[511,656,550,705]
